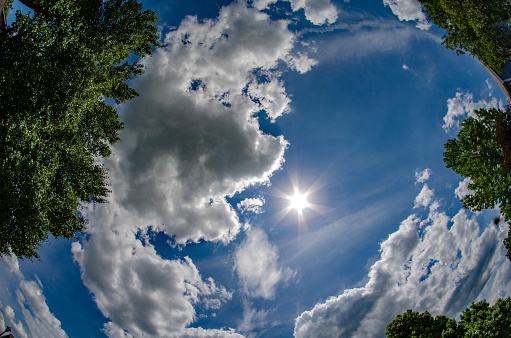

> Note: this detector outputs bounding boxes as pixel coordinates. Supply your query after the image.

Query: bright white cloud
[237,197,265,214]
[294,182,511,337]
[289,0,339,25]
[443,91,504,131]
[382,0,430,29]
[72,223,233,337]
[415,168,432,184]
[285,52,319,74]
[234,228,295,300]
[455,177,474,200]
[414,184,434,209]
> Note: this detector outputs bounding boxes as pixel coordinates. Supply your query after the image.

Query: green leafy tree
[386,298,511,338]
[418,0,511,71]
[443,107,511,259]
[386,309,458,338]
[460,298,511,337]
[0,0,159,259]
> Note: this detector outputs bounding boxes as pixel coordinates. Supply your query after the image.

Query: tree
[386,309,458,338]
[0,0,159,259]
[443,107,511,259]
[418,0,511,71]
[386,298,511,338]
[459,298,511,337]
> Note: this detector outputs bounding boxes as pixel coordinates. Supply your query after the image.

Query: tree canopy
[386,309,458,338]
[386,298,511,337]
[443,107,511,259]
[0,0,159,259]
[418,0,511,71]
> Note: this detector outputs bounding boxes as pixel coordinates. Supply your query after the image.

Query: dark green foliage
[386,298,511,337]
[418,0,511,71]
[460,298,511,337]
[443,107,511,259]
[386,309,458,338]
[0,0,159,258]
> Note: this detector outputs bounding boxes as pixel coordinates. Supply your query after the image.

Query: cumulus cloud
[415,168,432,184]
[100,1,311,245]
[0,256,67,338]
[71,1,324,336]
[294,182,511,337]
[414,184,434,209]
[72,221,233,337]
[284,52,319,74]
[443,91,505,131]
[234,228,295,300]
[455,177,474,200]
[382,0,430,29]
[237,198,265,214]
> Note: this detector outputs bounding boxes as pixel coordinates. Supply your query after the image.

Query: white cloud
[253,0,338,25]
[247,78,292,121]
[443,91,504,131]
[285,52,319,74]
[234,228,295,300]
[180,327,245,337]
[289,0,339,25]
[455,177,474,200]
[72,223,233,338]
[237,198,265,214]
[415,168,432,183]
[0,255,67,338]
[16,280,68,338]
[294,182,511,337]
[71,1,323,336]
[414,184,434,209]
[317,19,438,63]
[237,299,273,335]
[100,1,308,245]
[1,305,28,338]
[382,0,430,30]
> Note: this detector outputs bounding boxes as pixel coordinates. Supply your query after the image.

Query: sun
[289,192,309,211]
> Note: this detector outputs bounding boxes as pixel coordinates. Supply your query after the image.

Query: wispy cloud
[234,228,295,300]
[314,18,439,63]
[0,256,67,338]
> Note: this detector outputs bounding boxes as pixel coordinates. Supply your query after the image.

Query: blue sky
[2,0,511,337]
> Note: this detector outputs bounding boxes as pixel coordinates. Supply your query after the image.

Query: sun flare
[289,192,309,211]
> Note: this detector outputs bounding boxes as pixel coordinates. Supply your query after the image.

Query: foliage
[387,298,511,338]
[418,0,511,71]
[443,107,511,259]
[386,309,458,338]
[0,0,159,258]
